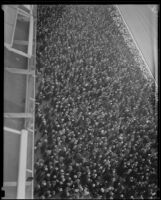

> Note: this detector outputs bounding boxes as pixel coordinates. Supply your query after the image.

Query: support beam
[4,43,30,58]
[5,67,35,75]
[4,113,33,118]
[17,129,28,199]
[4,126,21,135]
[4,181,32,187]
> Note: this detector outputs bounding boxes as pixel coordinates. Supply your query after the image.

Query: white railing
[3,127,29,199]
[17,129,28,199]
[4,4,36,199]
[4,5,34,59]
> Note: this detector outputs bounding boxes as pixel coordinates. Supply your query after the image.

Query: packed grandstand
[34,5,158,199]
[3,4,158,200]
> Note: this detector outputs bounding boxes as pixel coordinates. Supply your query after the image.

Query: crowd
[34,5,158,199]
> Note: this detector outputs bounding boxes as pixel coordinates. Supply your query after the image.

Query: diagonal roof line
[116,5,158,89]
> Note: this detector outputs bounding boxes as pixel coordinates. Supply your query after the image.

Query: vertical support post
[28,15,34,57]
[31,7,36,199]
[17,129,28,199]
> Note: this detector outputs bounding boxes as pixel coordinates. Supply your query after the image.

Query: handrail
[4,126,21,135]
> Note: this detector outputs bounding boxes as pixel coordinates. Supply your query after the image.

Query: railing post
[17,129,28,199]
